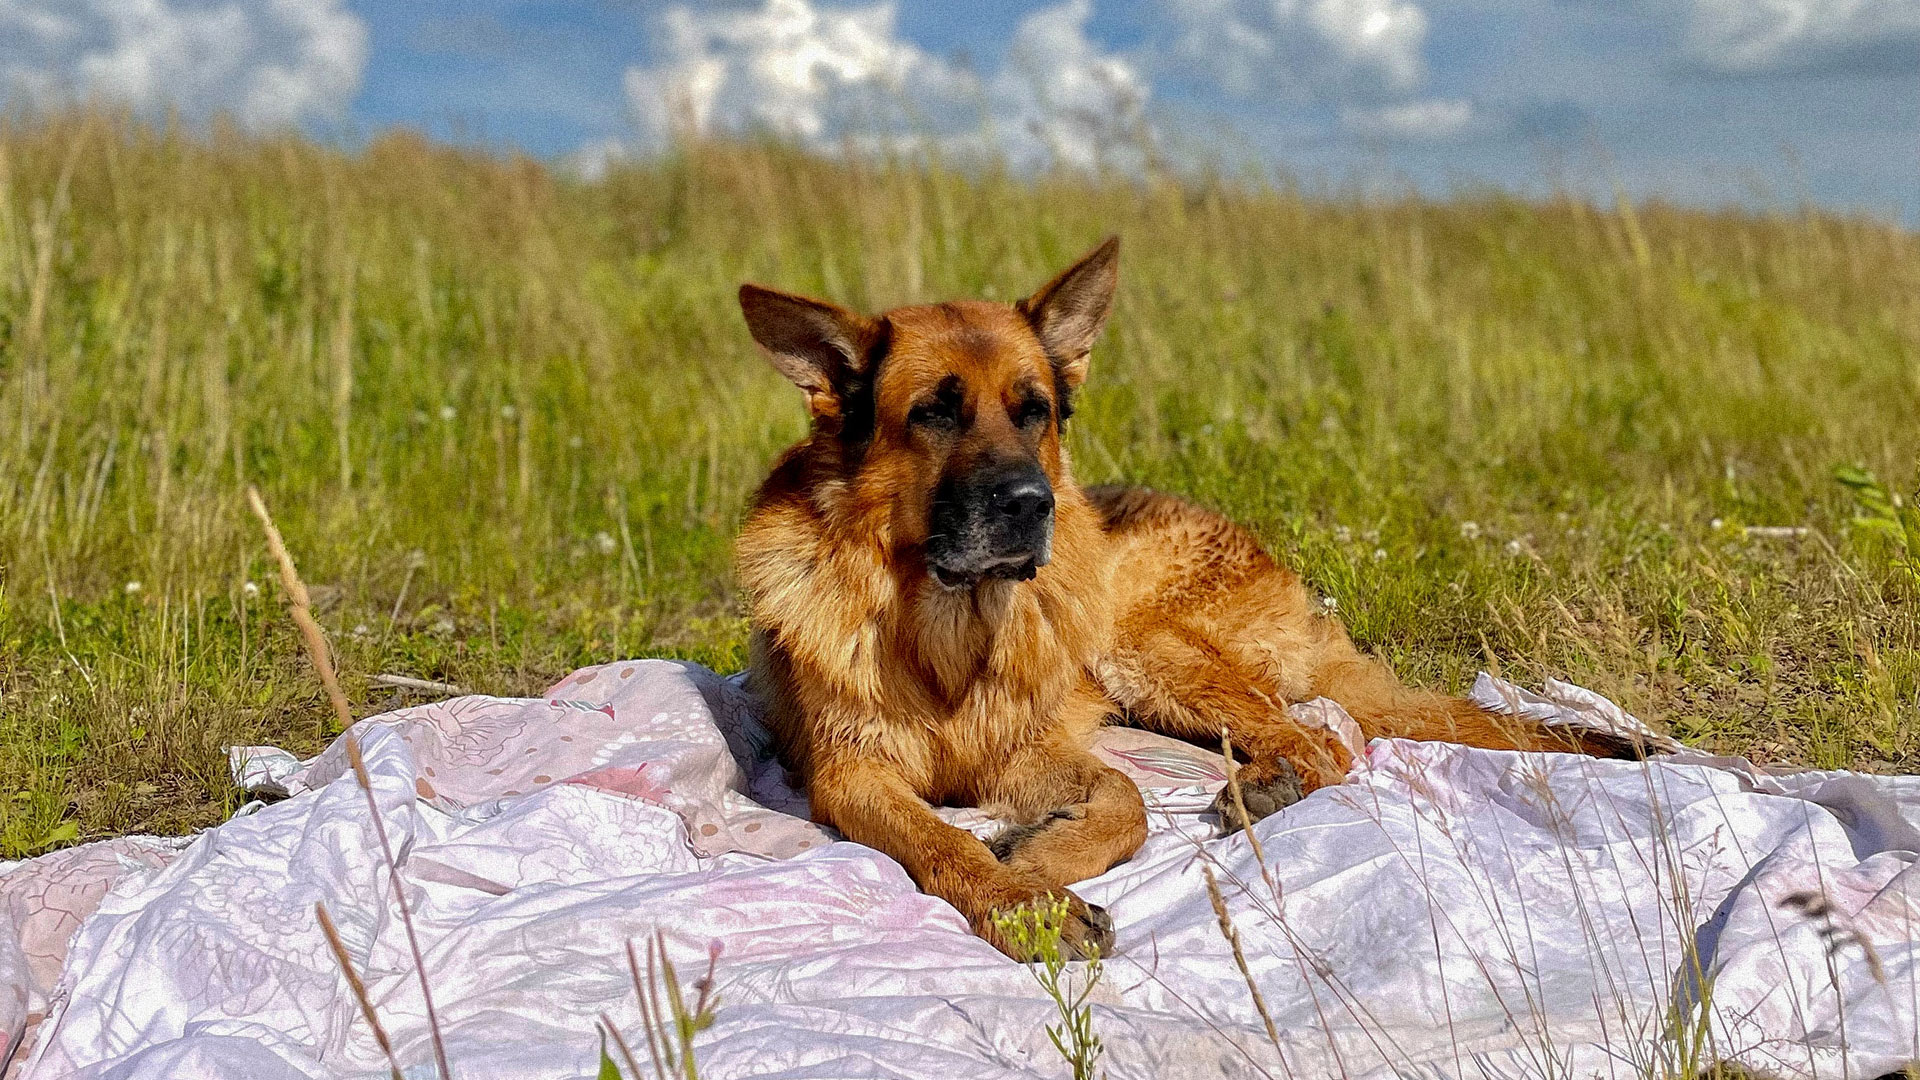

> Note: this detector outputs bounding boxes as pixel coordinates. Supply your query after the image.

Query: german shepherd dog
[735,238,1639,958]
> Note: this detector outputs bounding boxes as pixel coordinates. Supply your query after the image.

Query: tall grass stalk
[622,932,719,1080]
[315,900,406,1080]
[993,896,1107,1080]
[248,487,452,1079]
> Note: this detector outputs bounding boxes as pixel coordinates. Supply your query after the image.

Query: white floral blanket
[3,660,1916,1079]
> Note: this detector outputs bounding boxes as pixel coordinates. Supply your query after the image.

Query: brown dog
[735,237,1639,958]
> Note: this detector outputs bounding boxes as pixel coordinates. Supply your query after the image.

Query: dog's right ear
[738,285,880,420]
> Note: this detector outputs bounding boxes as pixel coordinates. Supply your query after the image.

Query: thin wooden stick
[371,673,467,696]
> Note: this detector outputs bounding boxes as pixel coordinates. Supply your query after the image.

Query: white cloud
[990,0,1152,168]
[1341,96,1475,141]
[622,0,972,147]
[618,0,1150,168]
[1685,0,1920,74]
[1168,0,1433,100]
[0,0,366,129]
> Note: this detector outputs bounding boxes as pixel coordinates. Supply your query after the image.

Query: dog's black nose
[993,474,1054,526]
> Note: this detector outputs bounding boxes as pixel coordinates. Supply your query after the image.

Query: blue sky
[3,0,1917,219]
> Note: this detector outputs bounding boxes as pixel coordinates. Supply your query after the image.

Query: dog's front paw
[1211,759,1305,833]
[1062,897,1115,959]
[980,883,1114,961]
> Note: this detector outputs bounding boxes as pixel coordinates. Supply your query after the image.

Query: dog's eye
[1013,399,1051,429]
[909,398,959,430]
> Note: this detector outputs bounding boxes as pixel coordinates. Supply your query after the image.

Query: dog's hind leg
[1091,487,1357,820]
[1099,622,1356,825]
[1307,643,1649,759]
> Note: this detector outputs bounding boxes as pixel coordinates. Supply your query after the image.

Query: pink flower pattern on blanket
[1096,742,1229,784]
[565,763,673,803]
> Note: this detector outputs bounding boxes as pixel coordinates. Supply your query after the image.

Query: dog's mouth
[930,555,1042,590]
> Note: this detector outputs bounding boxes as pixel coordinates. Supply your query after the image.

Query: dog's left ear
[1016,235,1119,392]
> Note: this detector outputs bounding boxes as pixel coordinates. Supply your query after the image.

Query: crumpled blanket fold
[3,660,1914,1079]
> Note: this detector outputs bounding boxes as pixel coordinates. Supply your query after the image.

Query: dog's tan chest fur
[740,479,1113,802]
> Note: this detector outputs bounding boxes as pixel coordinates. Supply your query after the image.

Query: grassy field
[2,112,1916,860]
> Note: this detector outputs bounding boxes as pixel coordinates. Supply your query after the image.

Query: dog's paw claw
[1064,899,1114,960]
[1212,760,1305,833]
[985,890,1115,961]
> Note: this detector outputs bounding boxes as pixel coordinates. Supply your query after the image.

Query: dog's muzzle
[927,462,1054,588]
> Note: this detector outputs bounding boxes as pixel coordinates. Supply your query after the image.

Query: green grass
[2,111,1917,858]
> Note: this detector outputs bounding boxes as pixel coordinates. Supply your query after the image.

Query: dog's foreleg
[808,755,1114,959]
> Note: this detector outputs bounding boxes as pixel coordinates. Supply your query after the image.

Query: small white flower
[242,581,260,598]
[351,624,370,638]
[1333,525,1352,544]
[593,531,617,555]
[1372,547,1388,562]
[430,617,455,636]
[1459,521,1481,540]
[439,405,457,421]
[1506,539,1524,556]
[1320,595,1339,612]
[1710,518,1724,530]
[499,404,517,419]
[568,435,584,449]
[124,580,143,595]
